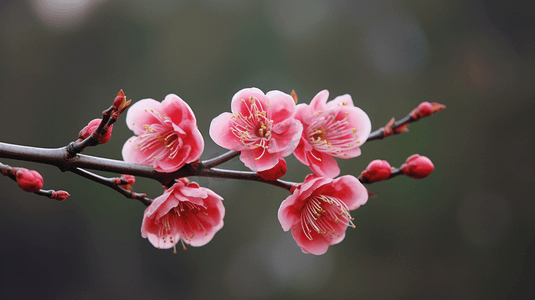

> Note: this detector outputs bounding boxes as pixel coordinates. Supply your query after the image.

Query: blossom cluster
[121,88,433,255]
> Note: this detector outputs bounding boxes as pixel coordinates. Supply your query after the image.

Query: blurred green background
[1,0,533,299]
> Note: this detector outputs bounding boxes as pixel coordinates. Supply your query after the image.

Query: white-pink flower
[141,178,225,251]
[122,94,204,173]
[278,174,368,255]
[209,88,303,172]
[293,90,371,178]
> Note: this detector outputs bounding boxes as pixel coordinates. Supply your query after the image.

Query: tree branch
[70,168,152,206]
[367,102,446,141]
[201,150,240,169]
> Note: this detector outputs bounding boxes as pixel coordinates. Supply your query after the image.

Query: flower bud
[51,191,70,201]
[257,158,287,181]
[400,154,434,179]
[78,119,113,144]
[417,102,434,117]
[119,174,136,191]
[15,168,44,193]
[360,160,392,182]
[410,101,446,119]
[113,90,126,110]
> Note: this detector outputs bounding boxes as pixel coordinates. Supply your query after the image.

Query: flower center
[159,201,209,250]
[133,109,182,162]
[230,96,273,160]
[306,111,359,158]
[301,194,355,241]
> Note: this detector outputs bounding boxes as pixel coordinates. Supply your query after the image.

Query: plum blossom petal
[122,94,204,173]
[278,174,368,255]
[293,90,371,178]
[141,178,225,251]
[209,88,303,172]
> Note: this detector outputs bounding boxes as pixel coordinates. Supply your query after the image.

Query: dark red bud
[113,89,126,110]
[51,191,70,201]
[257,159,287,181]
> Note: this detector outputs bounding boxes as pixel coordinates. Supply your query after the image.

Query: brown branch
[0,141,295,196]
[70,168,152,206]
[367,102,446,141]
[1,162,69,201]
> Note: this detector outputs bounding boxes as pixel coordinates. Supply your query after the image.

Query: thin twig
[1,162,69,201]
[367,115,414,141]
[70,168,152,206]
[367,102,445,141]
[201,150,241,169]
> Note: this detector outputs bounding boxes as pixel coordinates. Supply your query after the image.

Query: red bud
[78,118,113,144]
[51,191,70,201]
[410,102,446,119]
[15,168,44,193]
[417,102,434,117]
[120,174,136,185]
[119,174,136,191]
[400,154,434,179]
[360,160,392,182]
[257,159,287,181]
[113,89,126,110]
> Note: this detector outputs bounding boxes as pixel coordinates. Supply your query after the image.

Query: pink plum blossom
[209,88,303,172]
[278,174,368,255]
[122,94,204,173]
[141,178,225,251]
[293,90,371,178]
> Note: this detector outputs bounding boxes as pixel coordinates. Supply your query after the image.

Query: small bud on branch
[360,160,392,183]
[15,168,44,193]
[400,154,435,179]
